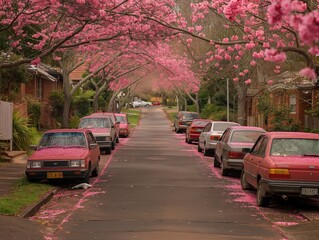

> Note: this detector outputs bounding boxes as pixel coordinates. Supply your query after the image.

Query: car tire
[116,136,119,143]
[203,145,211,156]
[241,170,252,190]
[111,140,115,150]
[92,162,100,177]
[257,181,271,207]
[83,165,91,183]
[213,154,220,167]
[221,159,229,176]
[105,147,111,154]
[197,144,202,152]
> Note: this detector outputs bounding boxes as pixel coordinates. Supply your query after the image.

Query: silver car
[198,121,240,156]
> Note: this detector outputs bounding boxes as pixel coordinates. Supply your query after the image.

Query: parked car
[214,126,266,176]
[114,113,130,137]
[198,121,240,156]
[89,112,120,143]
[132,100,152,108]
[152,101,161,106]
[25,129,100,183]
[174,111,199,133]
[241,132,319,207]
[78,115,116,154]
[185,119,212,144]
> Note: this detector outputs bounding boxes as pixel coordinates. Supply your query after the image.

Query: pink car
[241,132,319,207]
[26,129,100,183]
[115,113,130,137]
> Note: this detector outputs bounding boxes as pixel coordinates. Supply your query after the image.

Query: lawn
[122,108,141,128]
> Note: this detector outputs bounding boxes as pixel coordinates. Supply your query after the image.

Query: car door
[215,129,231,163]
[86,132,99,166]
[199,123,211,148]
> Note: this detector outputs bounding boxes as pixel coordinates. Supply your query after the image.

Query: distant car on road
[185,119,212,144]
[115,113,130,137]
[25,129,100,183]
[132,100,152,108]
[214,126,266,176]
[152,101,161,106]
[78,115,117,154]
[198,121,240,156]
[241,132,319,207]
[174,111,199,133]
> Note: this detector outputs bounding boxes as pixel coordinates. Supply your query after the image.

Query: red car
[241,132,319,207]
[185,119,212,144]
[26,129,100,183]
[115,113,130,137]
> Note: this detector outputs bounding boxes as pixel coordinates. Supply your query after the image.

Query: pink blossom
[299,67,317,80]
[235,56,241,61]
[245,79,251,85]
[223,38,229,43]
[195,25,203,32]
[264,48,287,62]
[250,61,256,66]
[233,77,239,82]
[186,38,193,43]
[239,72,244,76]
[246,41,255,49]
[244,69,249,74]
[267,0,292,25]
[31,57,41,65]
[223,0,243,20]
[267,80,274,85]
[233,65,238,69]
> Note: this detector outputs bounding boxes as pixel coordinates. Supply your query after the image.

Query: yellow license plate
[47,172,63,179]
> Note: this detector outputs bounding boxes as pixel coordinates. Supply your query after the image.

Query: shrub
[49,91,64,125]
[200,103,227,120]
[12,111,33,152]
[27,98,41,129]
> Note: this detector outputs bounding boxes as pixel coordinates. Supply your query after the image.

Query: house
[21,64,63,128]
[246,71,319,131]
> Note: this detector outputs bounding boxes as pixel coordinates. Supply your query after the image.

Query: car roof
[44,129,90,134]
[227,126,266,131]
[114,113,127,116]
[211,121,240,124]
[265,131,319,139]
[81,115,111,119]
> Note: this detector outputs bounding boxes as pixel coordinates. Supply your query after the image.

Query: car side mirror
[90,143,98,149]
[242,148,251,153]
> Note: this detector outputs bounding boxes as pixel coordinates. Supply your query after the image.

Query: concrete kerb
[21,189,57,218]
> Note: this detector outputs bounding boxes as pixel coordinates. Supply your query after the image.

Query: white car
[198,121,240,156]
[132,100,152,108]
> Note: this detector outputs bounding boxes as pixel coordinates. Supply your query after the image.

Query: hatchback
[198,121,240,156]
[214,126,266,176]
[25,129,100,183]
[185,119,212,144]
[241,132,319,207]
[174,111,199,133]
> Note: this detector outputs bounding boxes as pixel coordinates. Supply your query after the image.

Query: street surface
[31,107,319,240]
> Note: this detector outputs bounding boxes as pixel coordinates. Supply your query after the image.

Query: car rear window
[192,120,210,127]
[39,132,86,147]
[183,113,199,119]
[213,123,238,131]
[79,118,111,128]
[271,138,319,156]
[230,131,264,143]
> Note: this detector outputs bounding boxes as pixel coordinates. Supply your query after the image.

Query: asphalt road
[47,107,283,240]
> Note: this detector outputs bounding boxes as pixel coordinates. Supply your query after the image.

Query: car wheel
[83,164,91,183]
[92,162,100,177]
[175,127,180,133]
[111,140,115,150]
[221,159,229,176]
[197,144,202,152]
[257,181,270,207]
[116,136,119,143]
[203,145,211,156]
[105,147,111,154]
[213,154,220,168]
[241,170,252,190]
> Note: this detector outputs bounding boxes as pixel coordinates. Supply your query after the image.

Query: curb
[21,189,57,218]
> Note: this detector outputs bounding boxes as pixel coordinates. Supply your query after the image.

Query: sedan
[25,129,100,183]
[115,113,130,137]
[241,132,319,207]
[185,119,212,144]
[198,121,240,156]
[214,126,266,176]
[174,111,199,133]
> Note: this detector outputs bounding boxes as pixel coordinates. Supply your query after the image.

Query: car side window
[251,136,264,155]
[220,129,230,143]
[256,138,268,157]
[87,132,96,145]
[204,123,211,132]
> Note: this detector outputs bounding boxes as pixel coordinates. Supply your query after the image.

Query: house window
[289,94,297,114]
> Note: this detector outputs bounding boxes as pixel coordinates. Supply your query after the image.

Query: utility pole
[227,78,230,121]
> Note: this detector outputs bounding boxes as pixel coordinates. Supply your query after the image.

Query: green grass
[122,108,141,128]
[0,177,55,216]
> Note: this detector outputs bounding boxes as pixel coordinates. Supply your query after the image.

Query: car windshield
[115,116,127,123]
[183,113,199,119]
[270,138,319,156]
[79,118,110,128]
[39,132,86,147]
[213,123,238,131]
[230,131,264,143]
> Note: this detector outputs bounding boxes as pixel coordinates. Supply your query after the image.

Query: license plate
[47,172,63,179]
[301,188,318,196]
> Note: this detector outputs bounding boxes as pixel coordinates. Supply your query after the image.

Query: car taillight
[228,151,245,159]
[210,135,220,140]
[269,168,290,179]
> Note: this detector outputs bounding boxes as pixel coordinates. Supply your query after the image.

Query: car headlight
[28,161,42,168]
[69,160,85,168]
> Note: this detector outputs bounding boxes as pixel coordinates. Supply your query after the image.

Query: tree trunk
[176,94,180,111]
[62,93,72,128]
[108,93,117,112]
